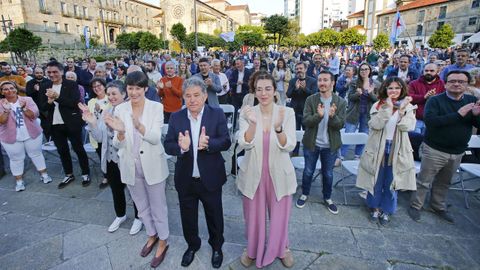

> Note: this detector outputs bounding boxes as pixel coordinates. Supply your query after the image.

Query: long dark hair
[377,76,408,100]
[357,63,372,89]
[251,71,278,104]
[276,58,287,71]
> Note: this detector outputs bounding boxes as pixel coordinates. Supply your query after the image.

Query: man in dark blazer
[39,61,90,188]
[228,58,252,127]
[164,77,231,269]
[386,54,419,84]
[287,62,318,130]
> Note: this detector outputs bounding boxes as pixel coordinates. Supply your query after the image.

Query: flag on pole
[220,32,235,42]
[84,26,90,49]
[390,11,405,44]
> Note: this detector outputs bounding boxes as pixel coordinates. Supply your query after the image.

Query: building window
[145,8,148,16]
[76,24,80,33]
[439,6,447,19]
[94,27,98,35]
[60,2,66,14]
[83,6,88,17]
[119,0,121,9]
[473,0,479,8]
[137,18,139,25]
[64,23,69,32]
[54,22,59,32]
[114,13,117,21]
[125,2,127,9]
[418,10,425,22]
[357,19,362,25]
[469,17,477,25]
[125,15,128,24]
[437,21,445,29]
[74,4,78,16]
[43,21,48,31]
[416,24,423,36]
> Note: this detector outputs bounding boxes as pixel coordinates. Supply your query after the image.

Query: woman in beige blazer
[105,71,169,268]
[236,71,297,268]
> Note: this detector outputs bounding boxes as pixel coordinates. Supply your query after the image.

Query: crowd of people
[0,44,479,268]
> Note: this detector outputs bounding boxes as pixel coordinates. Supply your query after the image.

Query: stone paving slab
[51,245,112,270]
[227,249,319,270]
[0,235,64,270]
[0,189,70,217]
[306,254,390,270]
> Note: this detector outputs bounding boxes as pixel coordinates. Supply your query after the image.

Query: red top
[158,76,183,113]
[408,75,446,120]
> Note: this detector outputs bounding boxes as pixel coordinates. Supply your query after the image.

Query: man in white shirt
[211,59,230,104]
[145,60,162,84]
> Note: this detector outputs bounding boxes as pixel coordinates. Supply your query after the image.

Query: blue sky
[228,0,283,15]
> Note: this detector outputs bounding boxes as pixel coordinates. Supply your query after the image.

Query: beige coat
[356,102,417,195]
[272,68,292,91]
[236,104,297,200]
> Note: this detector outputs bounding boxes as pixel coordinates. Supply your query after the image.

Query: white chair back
[296,130,305,142]
[341,132,368,145]
[162,124,169,136]
[220,104,235,114]
[467,135,480,148]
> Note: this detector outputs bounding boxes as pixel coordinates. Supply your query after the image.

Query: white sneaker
[15,181,25,192]
[41,175,52,184]
[108,216,126,232]
[129,218,143,235]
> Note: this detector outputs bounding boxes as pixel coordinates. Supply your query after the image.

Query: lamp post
[194,0,198,51]
[98,0,108,51]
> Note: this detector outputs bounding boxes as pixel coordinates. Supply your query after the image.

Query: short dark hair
[46,61,64,72]
[125,71,149,88]
[456,48,470,55]
[378,76,408,100]
[146,60,156,67]
[400,54,411,62]
[199,57,209,64]
[253,71,276,91]
[446,70,472,84]
[90,77,107,88]
[106,80,126,95]
[318,70,335,81]
[295,62,307,69]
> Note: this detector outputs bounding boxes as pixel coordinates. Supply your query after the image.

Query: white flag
[220,32,235,42]
[390,11,405,44]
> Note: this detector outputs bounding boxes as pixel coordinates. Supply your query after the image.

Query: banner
[84,26,90,49]
[390,11,405,44]
[220,31,235,42]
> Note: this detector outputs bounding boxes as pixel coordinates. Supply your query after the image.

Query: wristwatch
[275,126,283,134]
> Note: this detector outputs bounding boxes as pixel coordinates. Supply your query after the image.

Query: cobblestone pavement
[0,147,479,270]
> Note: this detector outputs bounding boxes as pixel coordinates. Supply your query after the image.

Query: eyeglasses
[360,68,370,71]
[446,80,468,84]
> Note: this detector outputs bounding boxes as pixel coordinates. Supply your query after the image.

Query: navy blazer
[164,105,231,193]
[286,76,318,114]
[229,68,252,96]
[386,67,419,81]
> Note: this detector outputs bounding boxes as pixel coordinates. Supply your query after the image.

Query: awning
[463,31,480,44]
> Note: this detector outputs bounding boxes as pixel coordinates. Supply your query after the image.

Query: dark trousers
[107,161,138,218]
[51,124,89,175]
[178,178,224,251]
[218,94,229,104]
[164,111,171,124]
[231,94,244,129]
[95,143,107,178]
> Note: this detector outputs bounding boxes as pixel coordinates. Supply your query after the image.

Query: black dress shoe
[211,250,223,269]
[181,249,196,267]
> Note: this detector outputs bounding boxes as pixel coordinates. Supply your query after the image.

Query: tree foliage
[184,32,224,51]
[0,28,42,63]
[170,23,187,48]
[115,32,143,54]
[428,24,455,49]
[372,33,390,51]
[139,32,161,52]
[306,29,340,47]
[262,15,289,47]
[339,28,366,46]
[236,25,267,47]
[80,34,100,48]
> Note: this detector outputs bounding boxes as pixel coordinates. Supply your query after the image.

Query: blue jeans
[366,141,397,214]
[301,146,336,199]
[414,119,425,135]
[341,113,369,158]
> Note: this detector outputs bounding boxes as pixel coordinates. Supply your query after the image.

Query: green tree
[0,28,42,63]
[372,32,390,51]
[170,23,187,48]
[428,24,455,49]
[80,34,100,48]
[115,32,143,54]
[280,19,301,47]
[306,29,340,47]
[339,28,366,46]
[184,32,217,51]
[262,15,289,47]
[139,32,160,52]
[236,25,266,47]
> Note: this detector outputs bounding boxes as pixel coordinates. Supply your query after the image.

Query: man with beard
[192,58,222,108]
[287,62,318,130]
[26,67,50,106]
[146,60,162,84]
[307,53,329,78]
[0,64,26,95]
[408,63,445,134]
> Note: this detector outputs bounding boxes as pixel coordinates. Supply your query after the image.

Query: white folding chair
[220,104,236,140]
[336,132,369,205]
[451,135,480,208]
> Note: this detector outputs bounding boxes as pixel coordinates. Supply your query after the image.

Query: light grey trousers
[128,178,169,240]
[410,143,463,211]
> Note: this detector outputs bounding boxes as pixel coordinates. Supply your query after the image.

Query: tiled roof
[225,5,248,11]
[378,0,450,16]
[347,10,364,19]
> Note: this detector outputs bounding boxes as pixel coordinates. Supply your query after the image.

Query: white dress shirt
[236,70,244,94]
[51,83,64,125]
[187,106,204,178]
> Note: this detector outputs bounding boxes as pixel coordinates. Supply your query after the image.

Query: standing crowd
[0,44,479,268]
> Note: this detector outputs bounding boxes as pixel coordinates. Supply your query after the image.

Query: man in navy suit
[386,54,419,84]
[229,58,252,126]
[164,77,231,269]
